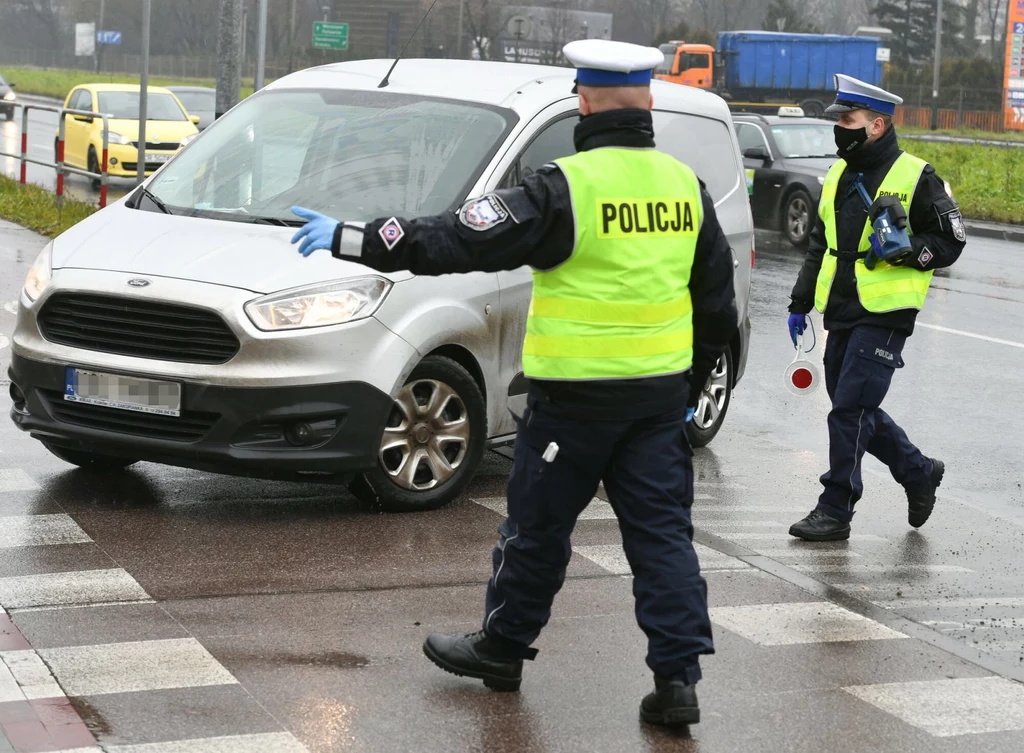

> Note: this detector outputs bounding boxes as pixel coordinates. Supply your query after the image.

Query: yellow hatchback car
[57,84,200,183]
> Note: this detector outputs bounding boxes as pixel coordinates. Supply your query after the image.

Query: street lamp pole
[931,0,943,130]
[255,0,268,91]
[137,0,151,186]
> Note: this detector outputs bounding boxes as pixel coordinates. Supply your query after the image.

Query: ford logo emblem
[127,279,151,288]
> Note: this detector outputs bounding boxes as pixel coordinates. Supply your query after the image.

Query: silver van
[9,59,753,512]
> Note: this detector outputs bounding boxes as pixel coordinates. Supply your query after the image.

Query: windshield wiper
[135,186,173,215]
[249,216,303,227]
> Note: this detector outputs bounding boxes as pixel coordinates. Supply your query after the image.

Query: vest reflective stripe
[522,148,701,381]
[815,152,934,314]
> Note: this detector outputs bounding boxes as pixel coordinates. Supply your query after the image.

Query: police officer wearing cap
[289,39,737,726]
[787,75,966,542]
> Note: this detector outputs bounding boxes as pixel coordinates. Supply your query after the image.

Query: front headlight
[180,133,199,148]
[24,243,53,302]
[244,277,392,331]
[2,91,15,102]
[106,132,132,145]
[817,176,826,186]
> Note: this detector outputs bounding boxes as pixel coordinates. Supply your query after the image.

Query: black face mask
[834,124,869,155]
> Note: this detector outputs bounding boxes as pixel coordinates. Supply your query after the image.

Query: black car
[166,86,215,130]
[0,73,16,121]
[732,111,837,246]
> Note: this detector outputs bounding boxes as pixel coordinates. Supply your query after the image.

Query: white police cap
[826,74,904,117]
[563,39,664,88]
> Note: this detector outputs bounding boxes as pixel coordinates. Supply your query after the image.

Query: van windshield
[144,89,517,224]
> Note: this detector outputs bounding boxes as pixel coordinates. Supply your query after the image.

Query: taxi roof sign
[778,106,805,117]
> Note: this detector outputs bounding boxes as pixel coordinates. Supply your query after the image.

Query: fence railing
[894,106,1008,133]
[0,103,112,208]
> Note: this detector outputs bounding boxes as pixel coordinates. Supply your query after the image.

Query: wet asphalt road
[0,222,1023,751]
[0,100,135,206]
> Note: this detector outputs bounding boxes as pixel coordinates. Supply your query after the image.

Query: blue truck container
[716,31,883,116]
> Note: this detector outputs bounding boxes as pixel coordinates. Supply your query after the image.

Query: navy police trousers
[816,325,933,523]
[483,397,714,684]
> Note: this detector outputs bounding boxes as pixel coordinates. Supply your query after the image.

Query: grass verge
[1,66,257,101]
[902,138,1024,225]
[900,126,1024,143]
[0,175,96,237]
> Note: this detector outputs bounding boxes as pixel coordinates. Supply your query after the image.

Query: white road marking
[0,468,39,492]
[700,520,786,529]
[105,733,309,753]
[3,301,19,315]
[726,533,887,541]
[793,564,972,574]
[751,549,864,559]
[878,596,1024,610]
[474,496,614,520]
[698,506,810,514]
[0,568,150,609]
[575,543,750,575]
[710,602,907,645]
[0,658,23,703]
[0,334,8,351]
[844,677,1024,737]
[38,638,237,697]
[0,514,92,548]
[0,649,65,699]
[916,322,1024,350]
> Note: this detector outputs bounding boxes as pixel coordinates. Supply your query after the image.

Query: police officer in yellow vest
[289,39,738,726]
[787,75,966,542]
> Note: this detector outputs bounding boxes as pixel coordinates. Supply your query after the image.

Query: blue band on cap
[834,92,896,116]
[576,68,654,86]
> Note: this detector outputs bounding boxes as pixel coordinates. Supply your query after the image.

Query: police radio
[785,333,820,396]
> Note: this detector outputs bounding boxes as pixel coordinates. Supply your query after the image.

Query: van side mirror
[190,115,201,126]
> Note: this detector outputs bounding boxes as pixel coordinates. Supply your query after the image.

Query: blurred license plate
[64,368,181,417]
[149,153,174,163]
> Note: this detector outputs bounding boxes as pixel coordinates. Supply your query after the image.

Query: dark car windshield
[174,90,215,113]
[98,92,188,121]
[770,124,836,158]
[145,89,517,223]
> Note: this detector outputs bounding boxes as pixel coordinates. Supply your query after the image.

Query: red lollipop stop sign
[786,334,820,396]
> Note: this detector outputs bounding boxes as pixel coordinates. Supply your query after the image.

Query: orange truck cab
[655,42,715,90]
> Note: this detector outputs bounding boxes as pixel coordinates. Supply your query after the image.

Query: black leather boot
[423,631,535,692]
[907,458,944,528]
[640,676,700,726]
[789,509,851,541]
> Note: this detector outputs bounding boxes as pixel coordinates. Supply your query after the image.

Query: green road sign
[313,21,348,51]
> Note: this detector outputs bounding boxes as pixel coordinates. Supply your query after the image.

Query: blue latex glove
[686,407,695,423]
[788,313,808,346]
[290,206,340,257]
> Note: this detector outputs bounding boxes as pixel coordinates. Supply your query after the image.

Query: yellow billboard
[1007,0,1024,130]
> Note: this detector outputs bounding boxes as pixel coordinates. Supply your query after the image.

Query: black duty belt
[828,248,870,261]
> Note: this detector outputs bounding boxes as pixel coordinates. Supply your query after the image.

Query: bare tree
[462,0,502,60]
[979,0,1006,59]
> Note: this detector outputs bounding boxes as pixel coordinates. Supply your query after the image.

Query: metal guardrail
[0,103,112,208]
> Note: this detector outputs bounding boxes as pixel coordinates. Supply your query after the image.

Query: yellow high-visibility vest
[522,148,702,380]
[815,152,933,313]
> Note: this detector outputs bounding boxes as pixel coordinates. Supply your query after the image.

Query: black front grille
[131,141,180,151]
[38,293,239,364]
[120,161,170,173]
[40,390,219,442]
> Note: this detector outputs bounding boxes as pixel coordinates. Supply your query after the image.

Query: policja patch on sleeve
[948,211,966,243]
[458,194,512,232]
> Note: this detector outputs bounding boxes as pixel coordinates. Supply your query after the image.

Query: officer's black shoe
[789,509,852,541]
[423,631,534,692]
[907,458,945,529]
[640,676,700,727]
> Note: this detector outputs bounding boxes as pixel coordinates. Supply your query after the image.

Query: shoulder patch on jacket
[459,194,513,232]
